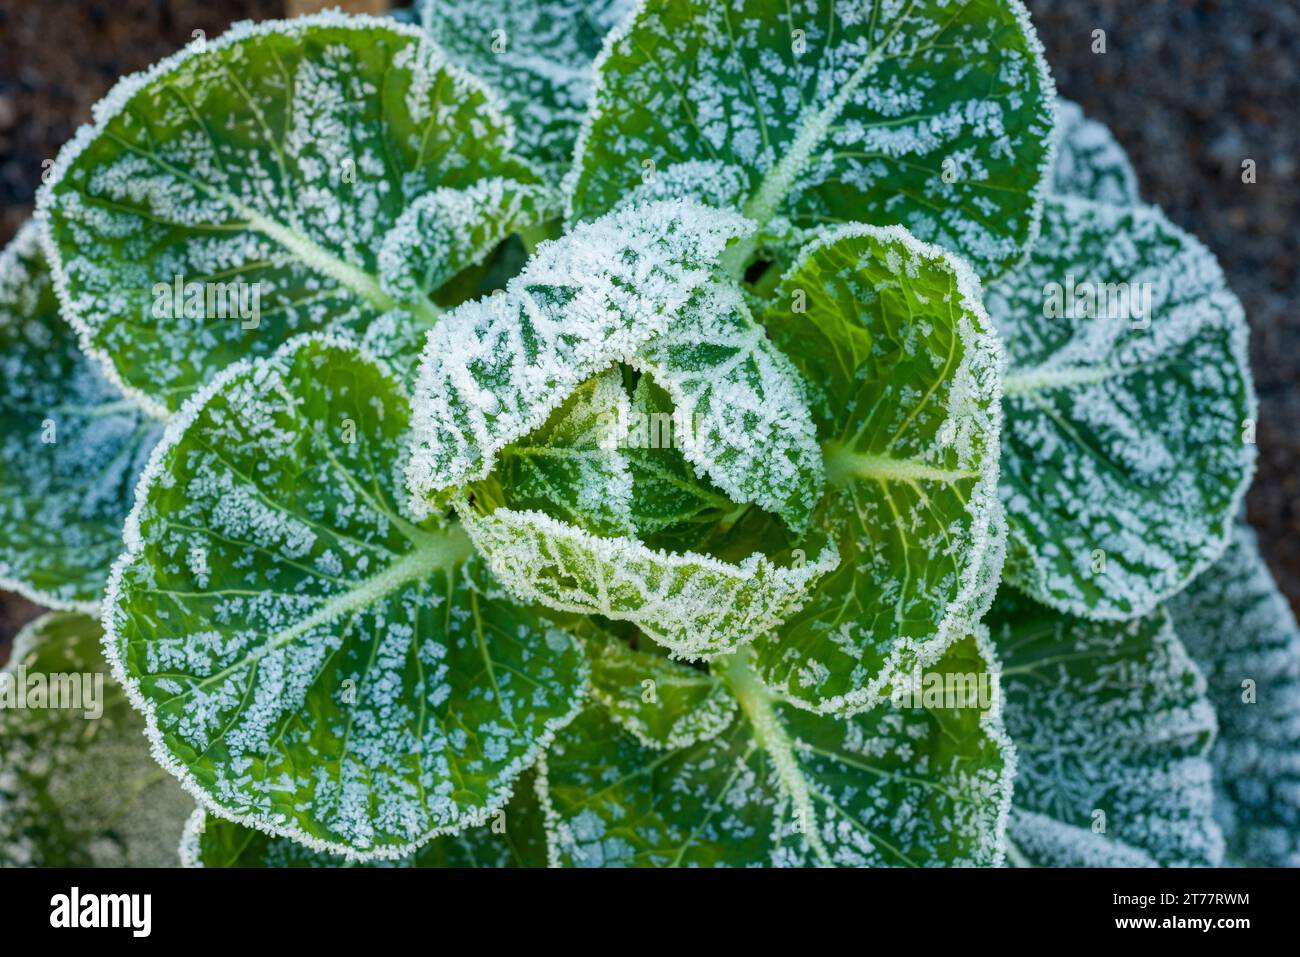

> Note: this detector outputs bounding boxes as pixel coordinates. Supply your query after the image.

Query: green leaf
[490,368,634,536]
[630,281,825,531]
[103,335,587,859]
[990,196,1256,620]
[459,504,838,659]
[989,588,1223,867]
[583,621,737,749]
[539,635,1012,866]
[568,0,1056,279]
[421,0,636,171]
[0,612,192,867]
[623,375,735,541]
[1050,99,1140,205]
[1169,523,1300,867]
[754,224,1005,715]
[182,767,548,867]
[38,12,551,415]
[404,198,751,514]
[0,222,163,609]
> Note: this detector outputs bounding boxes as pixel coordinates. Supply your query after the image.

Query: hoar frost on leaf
[181,767,549,867]
[990,589,1223,867]
[629,281,825,531]
[1169,524,1300,867]
[404,198,751,515]
[989,196,1255,621]
[755,224,1005,715]
[1050,99,1140,206]
[568,0,1056,279]
[38,12,549,414]
[0,613,192,867]
[421,0,638,171]
[487,368,635,536]
[0,221,163,610]
[102,335,586,859]
[581,621,738,750]
[459,504,838,660]
[540,634,1013,867]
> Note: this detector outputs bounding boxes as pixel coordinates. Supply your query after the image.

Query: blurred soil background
[0,0,1296,659]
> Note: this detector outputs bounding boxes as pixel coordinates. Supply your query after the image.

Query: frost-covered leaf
[405,199,751,514]
[182,767,548,867]
[582,621,737,749]
[989,196,1256,620]
[754,225,1005,715]
[1169,523,1300,867]
[103,335,586,859]
[461,504,838,660]
[622,375,734,541]
[378,177,556,303]
[1051,99,1139,205]
[540,636,1012,866]
[421,0,636,170]
[38,12,550,415]
[1006,810,1157,868]
[0,222,163,609]
[990,588,1223,867]
[568,0,1055,279]
[630,282,824,531]
[0,613,192,867]
[489,369,634,535]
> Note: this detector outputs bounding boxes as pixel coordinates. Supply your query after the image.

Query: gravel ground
[1,0,1296,656]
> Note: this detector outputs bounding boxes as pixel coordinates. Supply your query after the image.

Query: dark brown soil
[1,0,1296,660]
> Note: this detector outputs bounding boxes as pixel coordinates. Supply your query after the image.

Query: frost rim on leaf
[564,0,1059,280]
[535,626,1016,867]
[756,221,1007,717]
[100,332,590,862]
[0,220,162,613]
[33,10,535,421]
[460,502,839,660]
[404,198,753,515]
[992,195,1257,621]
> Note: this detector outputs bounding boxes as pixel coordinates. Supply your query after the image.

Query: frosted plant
[0,1,1290,870]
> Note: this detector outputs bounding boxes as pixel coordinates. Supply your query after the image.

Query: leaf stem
[717,647,833,866]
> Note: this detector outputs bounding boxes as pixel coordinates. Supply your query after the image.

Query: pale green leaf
[103,335,586,859]
[568,0,1056,279]
[754,224,1005,715]
[459,504,838,660]
[990,196,1256,620]
[0,222,163,609]
[404,198,751,515]
[990,589,1223,867]
[38,12,550,415]
[0,613,192,867]
[1169,523,1300,867]
[1051,98,1140,204]
[181,767,548,867]
[540,635,1012,866]
[421,0,637,170]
